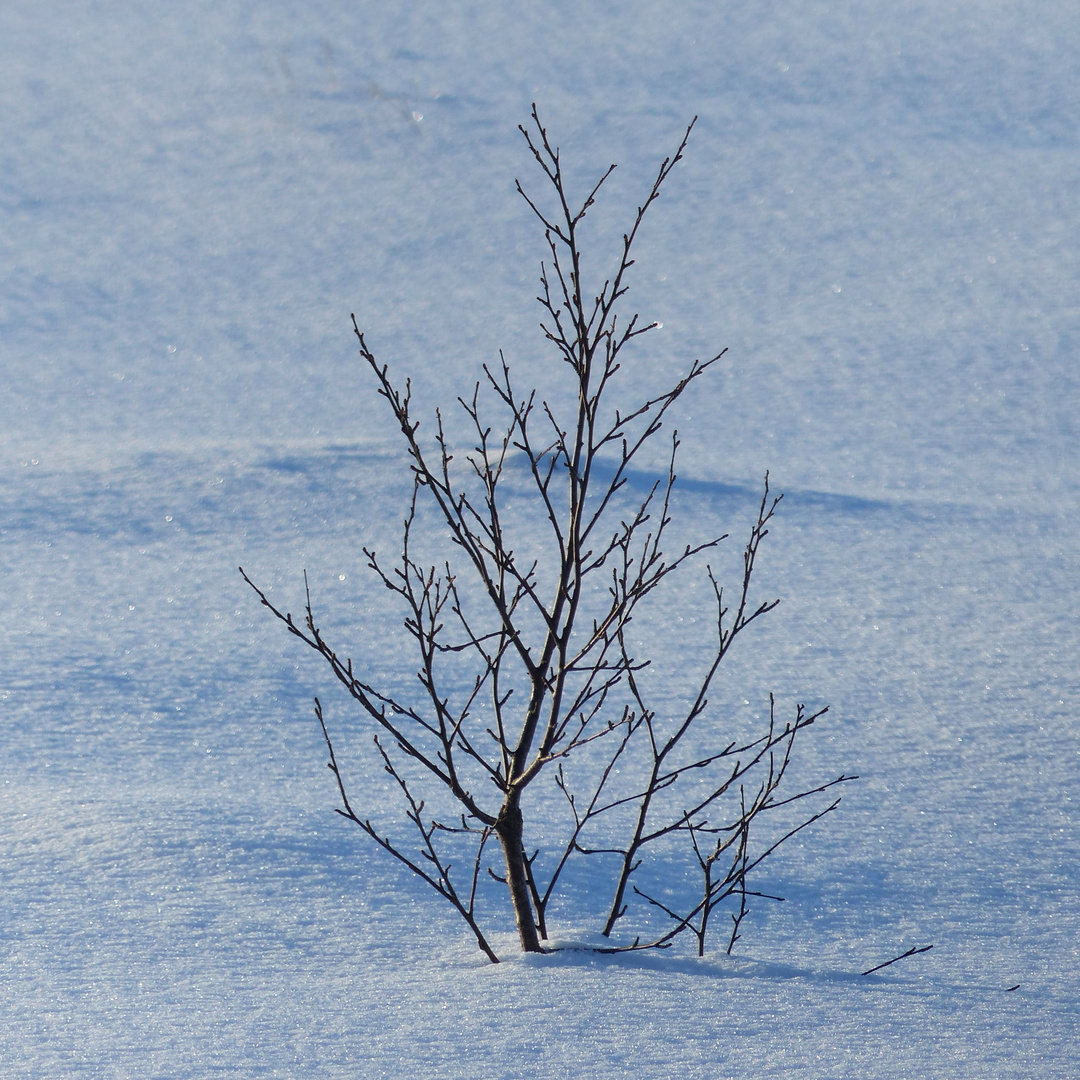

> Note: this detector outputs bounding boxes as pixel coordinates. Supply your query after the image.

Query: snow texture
[2,1,1078,1076]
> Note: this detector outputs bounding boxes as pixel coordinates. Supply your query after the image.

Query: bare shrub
[242,107,853,963]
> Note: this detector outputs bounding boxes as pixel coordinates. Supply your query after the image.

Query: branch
[861,945,933,976]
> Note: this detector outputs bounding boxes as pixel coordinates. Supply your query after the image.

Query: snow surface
[2,1,1079,1076]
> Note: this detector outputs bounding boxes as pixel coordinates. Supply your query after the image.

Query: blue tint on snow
[2,2,1079,1077]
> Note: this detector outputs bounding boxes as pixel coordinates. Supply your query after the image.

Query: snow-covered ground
[2,2,1078,1076]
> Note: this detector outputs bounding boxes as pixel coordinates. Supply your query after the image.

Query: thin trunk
[496,797,543,952]
[602,765,659,935]
[602,839,640,937]
[697,861,712,957]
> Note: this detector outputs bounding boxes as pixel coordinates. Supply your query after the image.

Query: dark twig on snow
[861,944,934,976]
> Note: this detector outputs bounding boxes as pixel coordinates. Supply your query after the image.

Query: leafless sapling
[242,107,854,963]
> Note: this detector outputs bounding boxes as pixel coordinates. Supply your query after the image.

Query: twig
[862,944,933,976]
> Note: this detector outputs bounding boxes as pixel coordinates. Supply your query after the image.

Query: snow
[2,1,1079,1076]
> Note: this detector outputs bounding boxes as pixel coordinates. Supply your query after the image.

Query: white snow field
[2,1,1079,1076]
